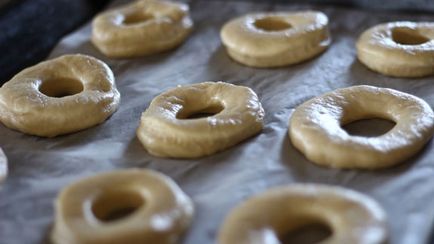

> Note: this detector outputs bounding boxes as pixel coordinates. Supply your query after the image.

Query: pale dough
[218,184,387,244]
[0,54,120,137]
[289,85,434,169]
[137,81,265,158]
[51,169,194,244]
[357,21,434,77]
[220,11,330,67]
[92,0,193,58]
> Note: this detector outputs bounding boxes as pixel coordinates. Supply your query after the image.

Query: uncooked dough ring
[289,85,434,169]
[220,11,330,68]
[92,0,193,58]
[357,21,434,77]
[218,184,387,244]
[0,148,7,183]
[51,169,193,244]
[137,81,264,158]
[0,54,120,137]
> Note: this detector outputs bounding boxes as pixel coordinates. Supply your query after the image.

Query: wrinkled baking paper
[1,1,434,243]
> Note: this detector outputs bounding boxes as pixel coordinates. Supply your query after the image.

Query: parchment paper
[1,1,434,243]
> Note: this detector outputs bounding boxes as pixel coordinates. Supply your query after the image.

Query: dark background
[0,0,109,84]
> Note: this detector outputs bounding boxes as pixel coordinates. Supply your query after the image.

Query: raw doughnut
[220,11,330,68]
[51,169,193,244]
[0,54,120,137]
[289,85,434,169]
[0,148,7,183]
[92,0,193,58]
[218,184,387,244]
[357,21,434,77]
[137,81,264,158]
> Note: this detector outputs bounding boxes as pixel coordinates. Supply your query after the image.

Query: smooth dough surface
[220,11,330,67]
[0,54,120,137]
[289,85,434,169]
[218,184,387,244]
[92,0,193,58]
[137,81,264,158]
[357,21,434,77]
[51,169,194,244]
[0,148,7,183]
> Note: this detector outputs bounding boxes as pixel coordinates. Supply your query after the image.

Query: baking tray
[1,0,434,243]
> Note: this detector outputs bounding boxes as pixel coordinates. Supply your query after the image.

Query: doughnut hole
[391,27,430,45]
[91,189,145,222]
[343,118,396,137]
[279,220,332,244]
[39,78,84,98]
[122,11,154,25]
[254,16,292,32]
[176,102,224,119]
